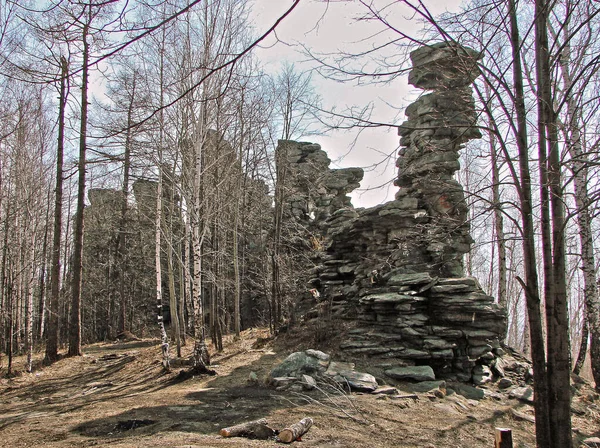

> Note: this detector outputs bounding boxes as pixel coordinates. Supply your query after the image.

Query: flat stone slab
[385,366,436,381]
[450,383,485,400]
[337,370,378,392]
[386,272,433,286]
[404,380,446,393]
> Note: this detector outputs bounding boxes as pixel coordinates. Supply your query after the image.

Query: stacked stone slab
[396,42,482,278]
[276,140,364,228]
[281,43,505,382]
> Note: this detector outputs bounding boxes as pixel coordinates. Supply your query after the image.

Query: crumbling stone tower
[396,42,482,277]
[279,43,506,382]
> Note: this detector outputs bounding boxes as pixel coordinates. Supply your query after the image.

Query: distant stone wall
[281,43,506,382]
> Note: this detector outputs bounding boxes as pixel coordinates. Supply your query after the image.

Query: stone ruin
[278,42,506,383]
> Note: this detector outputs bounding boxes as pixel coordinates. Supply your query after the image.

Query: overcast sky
[250,0,464,207]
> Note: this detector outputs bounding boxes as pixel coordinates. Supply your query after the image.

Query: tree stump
[495,428,513,448]
[277,417,313,443]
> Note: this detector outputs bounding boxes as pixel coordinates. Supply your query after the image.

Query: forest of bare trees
[1,1,600,446]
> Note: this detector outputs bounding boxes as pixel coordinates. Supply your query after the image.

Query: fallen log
[277,417,313,443]
[219,418,276,440]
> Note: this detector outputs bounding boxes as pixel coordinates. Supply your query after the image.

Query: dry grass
[0,329,597,447]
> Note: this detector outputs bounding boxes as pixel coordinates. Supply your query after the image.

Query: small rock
[433,388,446,398]
[472,365,493,386]
[269,351,328,379]
[509,386,534,403]
[505,360,528,374]
[385,365,436,381]
[248,371,259,384]
[301,374,317,390]
[498,378,513,389]
[492,358,506,377]
[483,390,503,400]
[525,368,534,383]
[271,377,297,389]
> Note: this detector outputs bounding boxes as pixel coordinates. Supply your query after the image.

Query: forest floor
[0,328,599,448]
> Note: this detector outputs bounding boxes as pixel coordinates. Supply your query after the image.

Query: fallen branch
[510,408,535,423]
[277,417,313,443]
[219,418,276,439]
[390,394,419,400]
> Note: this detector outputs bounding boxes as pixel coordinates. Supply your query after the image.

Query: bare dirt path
[0,330,597,447]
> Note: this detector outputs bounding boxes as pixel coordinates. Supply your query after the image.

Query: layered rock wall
[282,43,506,382]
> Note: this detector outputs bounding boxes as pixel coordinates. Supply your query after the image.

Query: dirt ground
[1,329,598,448]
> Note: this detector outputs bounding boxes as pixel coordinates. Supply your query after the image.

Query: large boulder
[269,350,330,381]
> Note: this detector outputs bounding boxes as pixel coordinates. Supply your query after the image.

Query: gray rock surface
[472,365,493,386]
[385,366,436,381]
[278,43,506,382]
[336,370,378,392]
[509,386,535,403]
[405,380,446,393]
[269,350,329,380]
[450,383,485,400]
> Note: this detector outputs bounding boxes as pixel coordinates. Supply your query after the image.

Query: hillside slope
[0,329,598,447]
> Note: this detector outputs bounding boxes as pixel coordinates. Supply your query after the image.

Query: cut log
[219,418,276,440]
[494,428,513,448]
[277,417,313,443]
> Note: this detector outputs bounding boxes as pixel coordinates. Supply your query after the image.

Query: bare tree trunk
[573,318,588,375]
[489,127,507,312]
[25,238,35,372]
[508,1,551,445]
[117,76,134,337]
[190,134,210,373]
[535,1,572,445]
[68,20,90,357]
[155,164,170,371]
[37,192,51,341]
[271,143,287,332]
[555,18,600,390]
[6,279,13,375]
[165,201,181,358]
[232,179,241,337]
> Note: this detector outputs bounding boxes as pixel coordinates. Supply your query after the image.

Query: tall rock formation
[280,43,506,382]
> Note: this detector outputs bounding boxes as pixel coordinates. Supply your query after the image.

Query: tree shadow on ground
[71,351,291,441]
[0,342,168,431]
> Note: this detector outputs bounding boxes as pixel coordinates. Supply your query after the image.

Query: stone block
[385,365,436,381]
